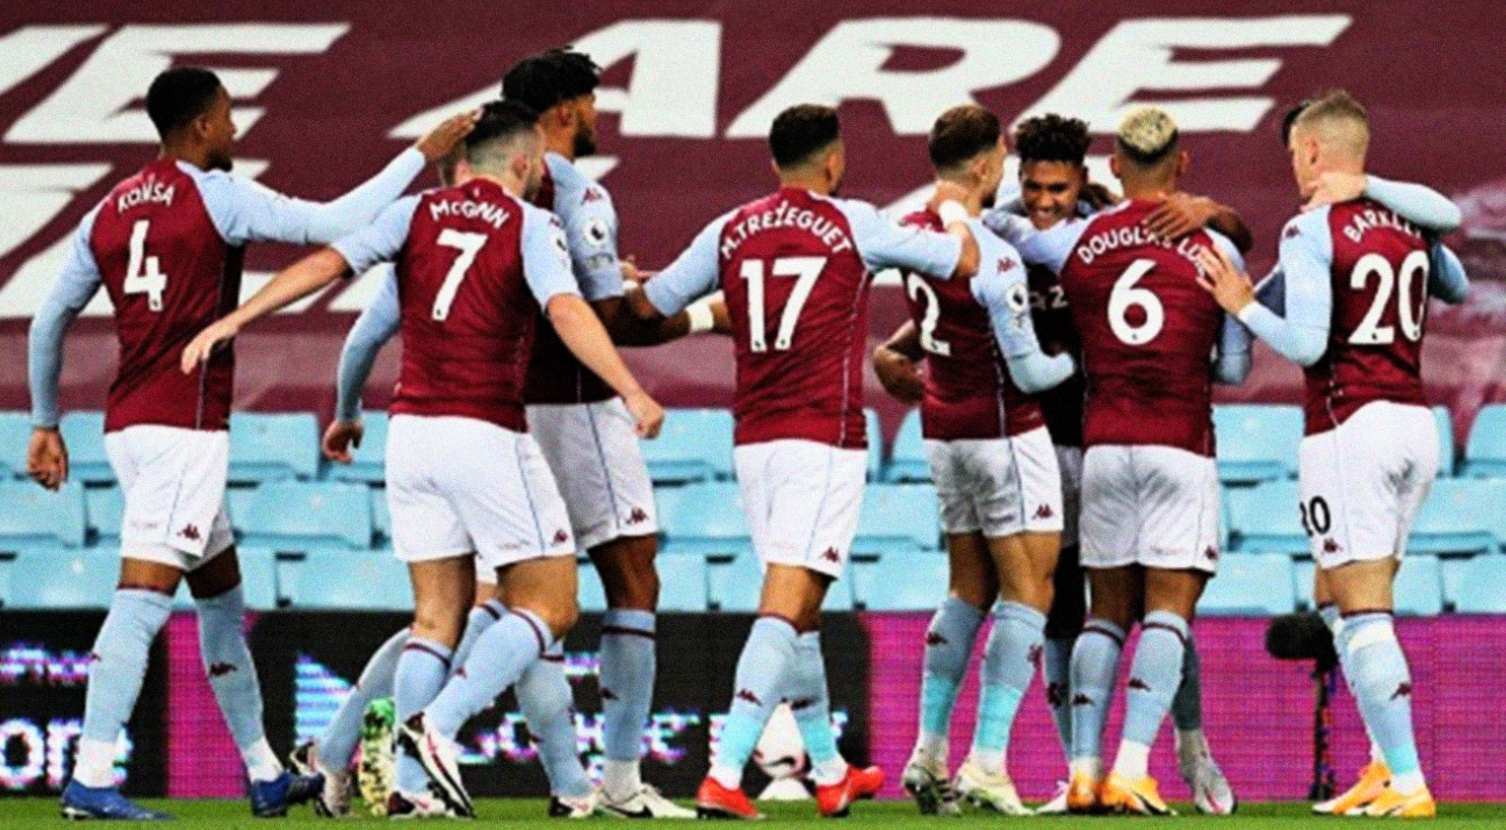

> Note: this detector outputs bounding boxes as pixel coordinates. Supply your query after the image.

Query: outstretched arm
[1304,172,1462,232]
[323,271,401,462]
[1143,193,1254,254]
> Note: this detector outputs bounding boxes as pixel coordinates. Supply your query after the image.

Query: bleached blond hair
[1291,89,1369,159]
[1115,106,1179,166]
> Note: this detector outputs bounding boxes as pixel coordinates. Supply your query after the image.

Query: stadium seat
[370,489,391,542]
[1198,552,1297,615]
[1434,405,1456,477]
[237,481,374,551]
[1225,480,1306,554]
[850,552,947,611]
[58,411,115,485]
[656,483,749,556]
[864,408,884,481]
[280,550,411,610]
[1212,404,1302,485]
[1392,553,1444,616]
[230,546,279,611]
[0,411,31,479]
[323,410,389,484]
[85,485,125,542]
[1451,554,1506,613]
[6,548,117,609]
[853,484,940,554]
[578,559,608,612]
[1409,478,1502,555]
[1461,403,1506,478]
[707,552,850,611]
[640,408,735,485]
[0,479,87,549]
[883,408,930,483]
[656,552,710,612]
[228,412,320,484]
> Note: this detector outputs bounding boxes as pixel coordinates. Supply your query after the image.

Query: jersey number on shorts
[431,229,487,321]
[1349,250,1429,345]
[124,219,166,311]
[904,273,952,356]
[1108,258,1163,345]
[1298,495,1331,537]
[739,255,826,352]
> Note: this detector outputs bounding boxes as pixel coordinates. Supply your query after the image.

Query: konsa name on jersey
[719,202,854,259]
[116,177,177,213]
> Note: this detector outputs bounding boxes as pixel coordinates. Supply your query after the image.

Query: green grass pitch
[6,798,1504,827]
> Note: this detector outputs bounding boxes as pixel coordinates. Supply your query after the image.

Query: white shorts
[386,415,575,568]
[733,439,866,580]
[1299,401,1437,569]
[1056,445,1084,550]
[1080,444,1221,573]
[527,400,658,550]
[925,426,1064,538]
[104,425,234,570]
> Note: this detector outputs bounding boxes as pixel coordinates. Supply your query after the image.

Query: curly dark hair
[1013,113,1091,166]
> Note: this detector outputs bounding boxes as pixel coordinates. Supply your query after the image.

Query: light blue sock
[917,596,986,757]
[1044,636,1075,761]
[427,609,550,737]
[789,631,845,785]
[394,636,452,794]
[1069,618,1125,767]
[76,589,172,787]
[599,609,655,764]
[196,584,281,781]
[318,626,406,773]
[1169,633,1203,732]
[453,601,505,669]
[516,641,593,799]
[1117,610,1189,776]
[1337,613,1422,788]
[709,616,797,789]
[970,602,1044,774]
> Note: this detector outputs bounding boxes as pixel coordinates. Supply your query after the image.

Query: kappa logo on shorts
[820,547,841,563]
[552,529,569,545]
[178,524,201,541]
[1204,546,1219,561]
[1323,537,1342,554]
[1033,504,1054,520]
[627,507,649,524]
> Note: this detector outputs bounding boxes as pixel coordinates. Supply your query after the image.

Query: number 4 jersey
[645,187,962,448]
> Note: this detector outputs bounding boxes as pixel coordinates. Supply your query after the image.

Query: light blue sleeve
[521,205,582,306]
[335,267,400,422]
[1428,240,1469,305]
[1364,176,1461,233]
[549,156,624,301]
[1205,231,1253,384]
[330,197,420,276]
[28,205,104,428]
[643,213,729,316]
[990,215,1087,274]
[840,199,961,277]
[196,148,425,246]
[1238,209,1333,367]
[1253,265,1285,315]
[969,226,1075,393]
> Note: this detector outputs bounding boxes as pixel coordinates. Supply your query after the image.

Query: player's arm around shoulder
[971,238,1075,393]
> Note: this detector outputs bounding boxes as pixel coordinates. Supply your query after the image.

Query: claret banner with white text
[1,2,1503,436]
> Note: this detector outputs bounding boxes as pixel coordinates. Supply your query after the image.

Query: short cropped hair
[927,105,1001,172]
[1115,106,1180,167]
[465,99,541,166]
[1279,99,1311,146]
[769,105,841,169]
[1292,89,1368,134]
[501,49,600,113]
[146,67,222,138]
[1014,113,1091,166]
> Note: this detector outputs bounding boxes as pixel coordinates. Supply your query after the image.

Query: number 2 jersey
[29,150,426,432]
[1009,199,1250,456]
[644,187,961,449]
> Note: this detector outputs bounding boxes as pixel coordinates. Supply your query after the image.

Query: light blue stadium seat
[1461,404,1506,478]
[324,410,389,484]
[7,548,117,609]
[850,552,947,611]
[230,546,279,611]
[883,408,930,483]
[1434,405,1456,477]
[238,481,373,550]
[280,550,411,610]
[656,552,709,612]
[1409,478,1501,555]
[865,408,883,481]
[1393,554,1443,616]
[0,479,87,549]
[657,483,749,556]
[85,485,125,542]
[1212,404,1302,485]
[1226,480,1306,553]
[1294,558,1316,608]
[0,411,32,479]
[1451,554,1506,613]
[707,552,850,612]
[1199,552,1296,615]
[228,412,320,484]
[578,558,608,612]
[58,411,115,485]
[640,408,734,485]
[854,484,940,554]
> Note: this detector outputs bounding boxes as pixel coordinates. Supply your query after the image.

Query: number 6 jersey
[645,187,962,448]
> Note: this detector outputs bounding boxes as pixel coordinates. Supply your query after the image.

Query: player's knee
[542,596,579,641]
[410,603,468,648]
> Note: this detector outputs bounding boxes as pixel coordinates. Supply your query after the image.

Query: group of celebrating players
[23,40,1465,822]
